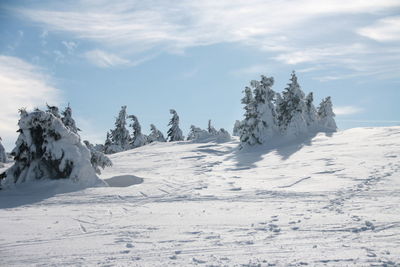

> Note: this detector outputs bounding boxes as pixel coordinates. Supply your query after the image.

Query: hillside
[0,127,399,266]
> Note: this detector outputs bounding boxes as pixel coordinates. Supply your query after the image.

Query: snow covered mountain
[0,127,399,266]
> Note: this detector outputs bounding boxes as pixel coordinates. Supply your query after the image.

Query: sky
[0,0,400,151]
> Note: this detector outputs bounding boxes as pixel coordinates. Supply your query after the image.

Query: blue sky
[1,0,400,150]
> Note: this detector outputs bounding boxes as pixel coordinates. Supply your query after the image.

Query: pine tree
[148,124,166,143]
[61,104,80,134]
[239,86,260,146]
[46,104,61,119]
[0,108,99,187]
[128,115,147,148]
[317,96,337,131]
[107,106,130,153]
[187,125,208,141]
[83,140,112,174]
[279,71,308,135]
[208,120,217,135]
[253,75,276,141]
[0,137,6,163]
[167,109,184,141]
[304,92,318,130]
[232,120,241,137]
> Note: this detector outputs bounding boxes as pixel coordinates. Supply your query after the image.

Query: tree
[253,75,277,142]
[279,71,308,136]
[208,120,217,135]
[304,92,318,130]
[317,96,337,131]
[0,137,6,163]
[83,140,112,174]
[238,86,260,146]
[107,106,131,153]
[46,103,61,119]
[148,124,166,143]
[167,109,184,141]
[61,104,80,134]
[187,125,208,141]
[232,120,241,136]
[128,115,147,148]
[0,108,100,187]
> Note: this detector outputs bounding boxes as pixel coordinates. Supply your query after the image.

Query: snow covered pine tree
[104,106,131,154]
[0,137,6,163]
[167,109,184,141]
[148,124,166,143]
[84,140,112,174]
[128,115,147,148]
[317,96,337,131]
[0,108,101,188]
[61,104,80,134]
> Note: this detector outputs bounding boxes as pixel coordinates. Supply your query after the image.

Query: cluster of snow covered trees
[235,71,336,147]
[103,107,231,154]
[0,105,111,187]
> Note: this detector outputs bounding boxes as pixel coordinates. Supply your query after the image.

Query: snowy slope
[0,127,399,266]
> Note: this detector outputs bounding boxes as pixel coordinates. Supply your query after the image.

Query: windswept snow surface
[1,127,400,266]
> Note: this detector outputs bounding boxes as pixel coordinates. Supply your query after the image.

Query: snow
[1,127,400,266]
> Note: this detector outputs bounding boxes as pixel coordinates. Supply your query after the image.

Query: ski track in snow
[0,127,400,266]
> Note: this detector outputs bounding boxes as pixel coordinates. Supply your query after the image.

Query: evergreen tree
[238,86,260,146]
[167,109,184,141]
[232,120,241,137]
[208,120,217,135]
[187,125,208,141]
[148,124,166,143]
[61,104,80,134]
[107,106,130,153]
[83,140,112,174]
[128,115,147,148]
[46,104,61,119]
[317,96,337,131]
[278,71,308,135]
[304,92,318,130]
[253,75,277,141]
[0,137,6,163]
[0,108,99,187]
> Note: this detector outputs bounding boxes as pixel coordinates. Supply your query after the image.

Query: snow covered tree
[317,96,337,131]
[167,109,184,142]
[128,115,147,148]
[253,75,277,141]
[239,86,260,146]
[304,92,318,130]
[208,120,218,135]
[148,124,166,143]
[83,140,112,174]
[278,71,308,136]
[0,137,6,163]
[216,128,231,142]
[232,120,241,137]
[106,106,131,153]
[187,125,208,141]
[0,108,100,187]
[61,104,80,134]
[46,104,61,119]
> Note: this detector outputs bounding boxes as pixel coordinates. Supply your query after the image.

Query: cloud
[62,41,77,54]
[334,106,364,116]
[11,0,400,77]
[0,55,62,150]
[358,16,400,42]
[83,49,131,68]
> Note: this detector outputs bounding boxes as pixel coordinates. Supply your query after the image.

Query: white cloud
[358,16,400,42]
[11,0,400,76]
[0,55,62,150]
[62,41,77,54]
[84,49,131,68]
[334,106,364,116]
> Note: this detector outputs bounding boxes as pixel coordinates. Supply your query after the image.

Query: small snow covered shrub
[187,122,231,143]
[0,108,101,187]
[148,124,166,143]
